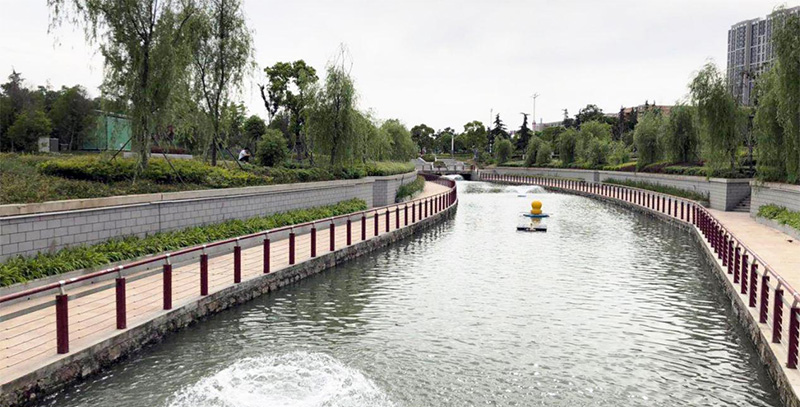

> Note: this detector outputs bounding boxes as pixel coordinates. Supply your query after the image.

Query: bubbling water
[167,352,394,407]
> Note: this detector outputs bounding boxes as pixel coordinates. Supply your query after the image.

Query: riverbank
[482,173,800,407]
[0,179,456,407]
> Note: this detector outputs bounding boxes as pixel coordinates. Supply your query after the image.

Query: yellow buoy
[530,200,542,215]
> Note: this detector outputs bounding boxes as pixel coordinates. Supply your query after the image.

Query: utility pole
[530,93,540,132]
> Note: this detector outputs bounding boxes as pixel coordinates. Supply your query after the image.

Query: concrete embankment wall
[483,167,752,211]
[0,198,456,407]
[0,173,417,261]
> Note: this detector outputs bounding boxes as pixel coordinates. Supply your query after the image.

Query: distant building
[727,6,800,106]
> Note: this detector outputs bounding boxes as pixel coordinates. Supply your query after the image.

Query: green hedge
[0,199,367,287]
[363,161,414,176]
[40,156,268,188]
[758,204,800,232]
[395,176,425,201]
[604,179,709,203]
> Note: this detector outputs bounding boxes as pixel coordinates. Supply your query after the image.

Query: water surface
[43,181,782,407]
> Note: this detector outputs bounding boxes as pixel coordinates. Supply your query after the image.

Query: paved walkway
[0,181,451,387]
[710,210,800,293]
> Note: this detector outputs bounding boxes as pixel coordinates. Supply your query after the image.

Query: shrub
[0,198,368,286]
[256,129,290,167]
[494,139,513,164]
[395,176,425,201]
[757,204,800,232]
[363,161,414,176]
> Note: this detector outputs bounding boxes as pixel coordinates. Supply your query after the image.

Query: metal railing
[0,175,457,356]
[481,171,800,369]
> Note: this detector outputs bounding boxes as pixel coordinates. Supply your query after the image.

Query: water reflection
[42,181,781,407]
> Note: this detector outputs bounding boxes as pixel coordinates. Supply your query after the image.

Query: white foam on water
[167,352,395,407]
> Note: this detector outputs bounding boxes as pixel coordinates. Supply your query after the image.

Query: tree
[189,0,253,165]
[260,60,319,159]
[49,0,198,169]
[634,110,663,169]
[540,126,564,144]
[689,62,740,170]
[435,127,456,154]
[243,115,267,144]
[494,139,513,164]
[515,113,532,152]
[575,104,605,127]
[662,104,698,163]
[461,120,487,160]
[410,123,434,154]
[753,8,800,183]
[558,128,578,164]
[536,142,553,166]
[561,109,575,128]
[524,136,542,167]
[6,110,51,152]
[576,120,612,166]
[49,86,94,150]
[256,129,290,167]
[489,114,508,152]
[381,119,417,160]
[308,48,358,166]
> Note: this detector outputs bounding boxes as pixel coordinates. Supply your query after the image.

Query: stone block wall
[750,182,800,217]
[0,174,417,261]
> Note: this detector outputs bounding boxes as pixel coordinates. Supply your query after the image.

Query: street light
[530,93,540,131]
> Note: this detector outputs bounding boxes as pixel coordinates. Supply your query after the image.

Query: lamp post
[530,93,540,131]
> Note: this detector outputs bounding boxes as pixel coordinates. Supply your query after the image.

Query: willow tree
[190,0,253,166]
[754,8,800,183]
[689,62,740,171]
[48,0,197,169]
[308,49,358,166]
[663,104,698,163]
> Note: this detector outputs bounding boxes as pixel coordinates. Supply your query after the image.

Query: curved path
[0,181,452,395]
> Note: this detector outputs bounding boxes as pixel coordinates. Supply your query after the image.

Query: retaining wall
[750,181,800,217]
[0,174,417,261]
[485,167,752,211]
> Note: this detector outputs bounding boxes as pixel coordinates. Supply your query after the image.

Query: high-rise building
[727,6,800,106]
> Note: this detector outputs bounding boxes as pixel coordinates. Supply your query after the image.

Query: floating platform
[522,213,550,218]
[517,223,548,232]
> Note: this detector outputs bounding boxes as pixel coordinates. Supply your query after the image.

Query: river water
[42,181,782,407]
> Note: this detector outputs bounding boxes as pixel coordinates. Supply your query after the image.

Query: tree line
[0,0,420,169]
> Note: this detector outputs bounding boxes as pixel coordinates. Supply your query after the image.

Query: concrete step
[732,195,751,213]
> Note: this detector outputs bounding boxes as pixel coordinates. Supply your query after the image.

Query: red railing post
[311,224,317,258]
[385,209,390,231]
[774,288,784,343]
[405,204,409,225]
[733,246,740,282]
[760,275,770,323]
[741,254,749,295]
[396,206,400,229]
[234,239,242,284]
[790,308,800,368]
[329,222,335,252]
[361,214,367,240]
[374,212,379,236]
[425,199,429,218]
[116,268,126,329]
[262,237,270,275]
[163,256,172,310]
[347,218,352,246]
[202,246,210,292]
[681,201,685,221]
[56,287,69,354]
[289,229,296,265]
[749,263,758,308]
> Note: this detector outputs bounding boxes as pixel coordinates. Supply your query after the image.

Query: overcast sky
[1,0,797,131]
